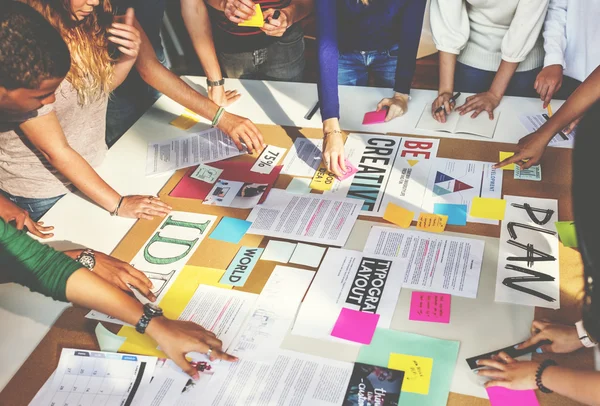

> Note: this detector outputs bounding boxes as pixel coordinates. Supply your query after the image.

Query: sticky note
[486,387,540,406]
[261,240,297,263]
[209,217,252,244]
[409,292,451,324]
[190,164,223,184]
[383,203,414,228]
[362,109,387,125]
[514,165,542,181]
[221,247,264,287]
[470,197,507,220]
[433,203,467,226]
[289,243,326,268]
[499,152,516,171]
[416,213,448,233]
[388,353,434,395]
[238,4,264,27]
[331,308,380,344]
[555,221,578,248]
[286,177,312,194]
[251,145,287,174]
[95,323,126,352]
[169,109,201,130]
[336,159,359,181]
[310,163,336,191]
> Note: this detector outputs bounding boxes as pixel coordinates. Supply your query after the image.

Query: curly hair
[23,0,115,105]
[0,0,71,90]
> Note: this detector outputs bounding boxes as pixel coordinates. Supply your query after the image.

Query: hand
[108,8,141,59]
[456,91,501,119]
[377,93,409,122]
[516,320,583,354]
[147,317,238,379]
[0,196,54,239]
[261,8,291,37]
[217,111,265,154]
[223,0,256,24]
[208,86,241,107]
[431,92,456,123]
[535,65,564,108]
[322,118,347,177]
[118,195,172,220]
[493,130,550,169]
[476,352,539,390]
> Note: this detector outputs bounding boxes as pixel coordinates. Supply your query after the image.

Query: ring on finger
[206,345,213,358]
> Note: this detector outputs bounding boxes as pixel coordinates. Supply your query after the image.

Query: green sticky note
[357,328,460,406]
[555,221,578,248]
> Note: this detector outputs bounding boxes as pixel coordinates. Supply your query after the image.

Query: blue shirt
[317,0,426,121]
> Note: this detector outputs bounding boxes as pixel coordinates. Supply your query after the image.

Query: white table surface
[0,77,584,394]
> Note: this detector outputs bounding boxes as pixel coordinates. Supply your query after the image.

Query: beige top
[0,81,108,198]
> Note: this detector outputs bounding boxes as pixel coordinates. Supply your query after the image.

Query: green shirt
[0,220,81,301]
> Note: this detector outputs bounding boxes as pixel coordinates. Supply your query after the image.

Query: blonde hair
[23,0,114,105]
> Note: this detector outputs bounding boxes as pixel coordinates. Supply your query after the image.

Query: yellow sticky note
[170,109,201,130]
[383,203,414,228]
[499,151,515,171]
[416,213,448,233]
[118,266,231,355]
[310,163,336,191]
[470,197,507,220]
[388,353,433,395]
[238,4,264,27]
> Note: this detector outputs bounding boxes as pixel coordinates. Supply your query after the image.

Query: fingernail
[514,344,520,349]
[192,372,200,381]
[476,360,481,365]
[536,348,543,354]
[473,370,479,374]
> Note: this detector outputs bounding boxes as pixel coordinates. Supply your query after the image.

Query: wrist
[63,249,84,260]
[393,92,410,101]
[323,117,340,132]
[145,315,168,338]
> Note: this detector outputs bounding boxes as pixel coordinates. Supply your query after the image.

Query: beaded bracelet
[212,107,225,127]
[535,359,557,394]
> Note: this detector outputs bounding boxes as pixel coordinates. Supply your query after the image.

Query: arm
[108,8,142,91]
[0,195,53,238]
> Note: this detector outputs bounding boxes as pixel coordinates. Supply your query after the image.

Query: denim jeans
[338,44,399,88]
[218,24,305,82]
[0,190,65,222]
[454,62,541,97]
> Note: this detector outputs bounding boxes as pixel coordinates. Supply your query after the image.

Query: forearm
[489,60,519,99]
[394,0,427,95]
[284,0,314,25]
[542,366,600,405]
[438,51,457,94]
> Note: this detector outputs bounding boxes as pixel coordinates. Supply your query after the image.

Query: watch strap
[576,320,598,347]
[207,78,225,87]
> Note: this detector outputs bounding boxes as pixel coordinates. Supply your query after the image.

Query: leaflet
[519,113,575,147]
[280,137,323,177]
[140,359,189,406]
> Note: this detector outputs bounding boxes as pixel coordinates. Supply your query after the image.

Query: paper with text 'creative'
[409,292,451,324]
[238,3,264,27]
[289,243,326,268]
[310,163,336,191]
[555,221,578,247]
[498,151,515,170]
[190,163,223,184]
[210,216,252,244]
[514,164,542,181]
[286,177,312,194]
[262,240,297,263]
[416,213,448,233]
[470,197,507,220]
[221,246,263,287]
[486,387,540,406]
[331,308,380,344]
[383,202,414,228]
[336,159,359,181]
[388,353,434,395]
[433,203,467,226]
[362,109,387,125]
[251,145,287,174]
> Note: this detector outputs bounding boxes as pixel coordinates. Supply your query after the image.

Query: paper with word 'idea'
[495,196,560,309]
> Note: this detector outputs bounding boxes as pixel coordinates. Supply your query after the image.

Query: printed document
[519,113,575,147]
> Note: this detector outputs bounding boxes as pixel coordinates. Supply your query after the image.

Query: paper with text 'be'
[330,308,380,344]
[336,159,359,181]
[555,221,578,247]
[409,291,451,324]
[498,151,516,171]
[383,202,414,228]
[470,197,507,220]
[310,163,336,191]
[416,213,448,233]
[486,387,540,406]
[251,145,287,174]
[238,4,264,27]
[362,109,387,125]
[388,353,434,395]
[433,203,467,226]
[190,164,223,184]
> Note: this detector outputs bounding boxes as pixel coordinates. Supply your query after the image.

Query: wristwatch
[576,320,598,348]
[207,78,225,87]
[135,303,163,334]
[76,249,96,271]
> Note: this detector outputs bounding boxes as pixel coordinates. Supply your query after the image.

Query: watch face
[145,303,163,317]
[78,254,95,270]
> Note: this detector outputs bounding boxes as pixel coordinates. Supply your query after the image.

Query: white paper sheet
[251,145,287,174]
[292,249,405,341]
[289,243,327,268]
[519,113,575,147]
[280,138,323,177]
[203,349,353,406]
[364,226,485,298]
[495,196,560,309]
[328,133,440,218]
[246,189,362,247]
[286,177,312,194]
[421,158,503,225]
[261,240,297,263]
[140,359,189,406]
[146,128,246,175]
[416,101,500,139]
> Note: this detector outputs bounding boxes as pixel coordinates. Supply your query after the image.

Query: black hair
[0,0,71,89]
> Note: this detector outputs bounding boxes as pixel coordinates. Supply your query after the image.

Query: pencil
[547,104,553,117]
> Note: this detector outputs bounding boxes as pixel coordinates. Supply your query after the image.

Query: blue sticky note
[357,329,460,406]
[220,246,264,286]
[433,203,468,226]
[209,217,252,244]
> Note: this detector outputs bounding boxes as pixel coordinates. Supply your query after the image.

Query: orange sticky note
[383,203,414,228]
[499,151,515,171]
[170,109,201,130]
[416,213,448,233]
[238,4,264,27]
[470,197,507,220]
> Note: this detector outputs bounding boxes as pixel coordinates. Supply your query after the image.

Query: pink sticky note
[337,159,359,181]
[331,308,380,344]
[362,109,387,125]
[409,291,451,323]
[486,387,540,406]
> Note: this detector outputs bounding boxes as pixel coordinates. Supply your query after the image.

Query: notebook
[416,100,500,139]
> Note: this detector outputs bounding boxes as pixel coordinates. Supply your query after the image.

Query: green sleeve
[0,220,82,301]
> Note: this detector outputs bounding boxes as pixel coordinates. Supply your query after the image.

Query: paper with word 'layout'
[86,211,217,325]
[495,196,560,309]
[291,248,405,342]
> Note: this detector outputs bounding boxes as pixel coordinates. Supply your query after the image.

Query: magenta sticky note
[362,109,387,125]
[409,291,451,323]
[331,308,380,344]
[337,159,359,181]
[486,387,540,406]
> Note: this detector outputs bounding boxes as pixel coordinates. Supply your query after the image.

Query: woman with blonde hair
[317,0,427,176]
[0,0,171,221]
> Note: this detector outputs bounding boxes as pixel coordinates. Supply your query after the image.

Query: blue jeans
[454,62,541,97]
[0,191,65,222]
[338,45,398,88]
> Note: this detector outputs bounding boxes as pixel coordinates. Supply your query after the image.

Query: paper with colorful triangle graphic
[433,171,473,196]
[407,159,419,167]
[238,4,264,27]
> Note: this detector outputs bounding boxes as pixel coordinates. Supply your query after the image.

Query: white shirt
[543,0,600,82]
